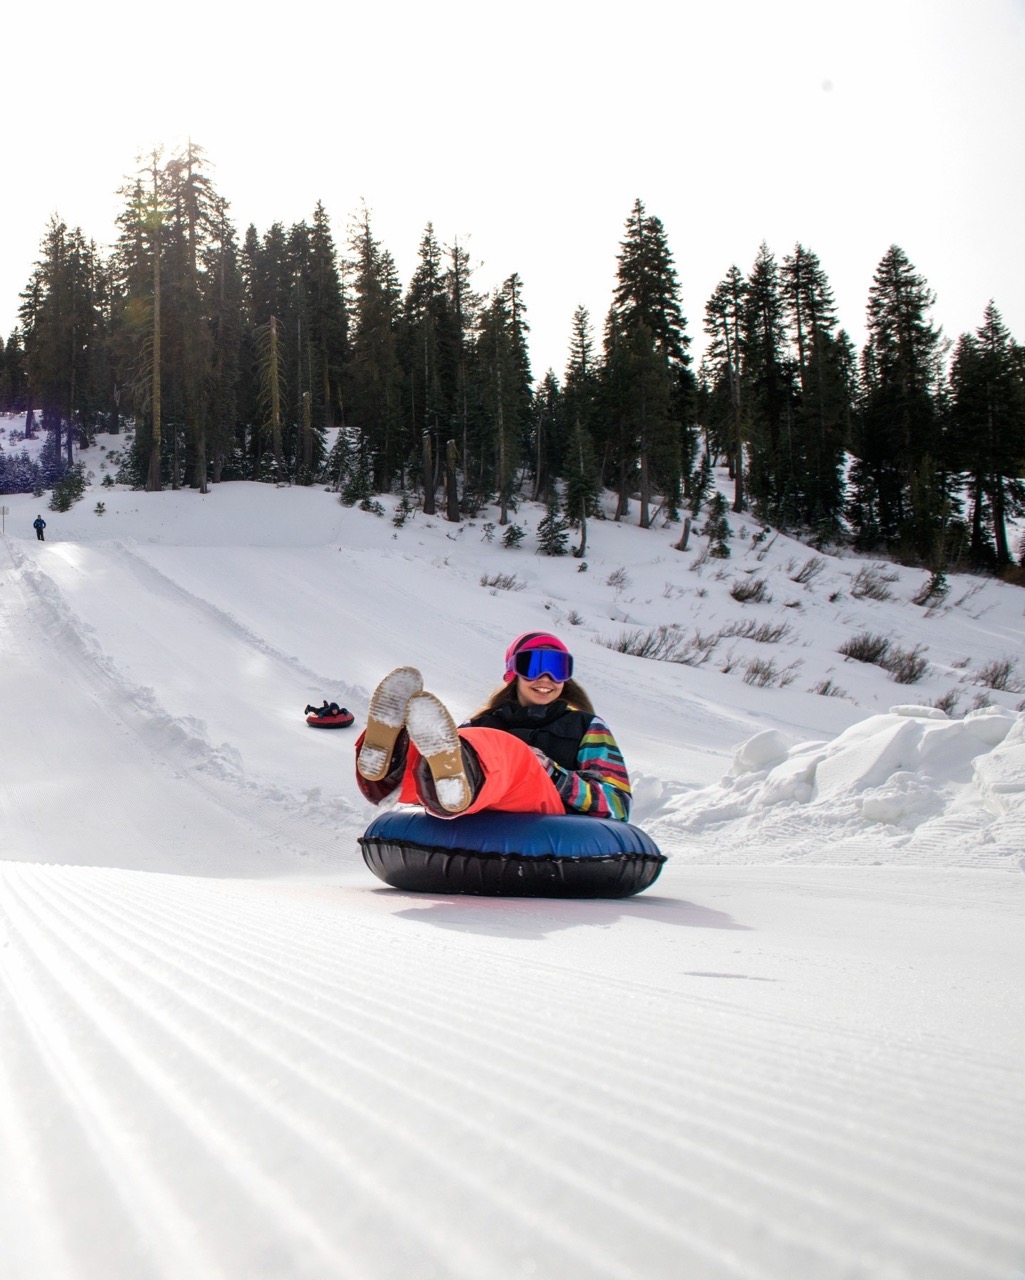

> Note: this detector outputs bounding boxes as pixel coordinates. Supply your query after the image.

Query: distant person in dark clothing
[33,516,45,541]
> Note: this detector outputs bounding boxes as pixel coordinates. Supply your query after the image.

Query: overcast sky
[6,0,1024,379]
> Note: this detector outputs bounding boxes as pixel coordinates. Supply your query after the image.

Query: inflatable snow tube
[359,809,666,898]
[306,710,354,728]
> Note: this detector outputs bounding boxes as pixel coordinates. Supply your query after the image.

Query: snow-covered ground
[2,416,1024,1280]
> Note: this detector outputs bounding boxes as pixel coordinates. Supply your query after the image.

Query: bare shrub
[480,572,524,592]
[729,576,772,604]
[882,644,929,685]
[598,625,717,667]
[811,680,848,698]
[755,531,777,562]
[851,565,898,601]
[718,619,792,644]
[975,657,1023,692]
[674,632,720,666]
[566,610,584,626]
[606,567,630,592]
[933,689,960,716]
[953,582,984,609]
[743,657,800,687]
[791,556,826,585]
[838,632,891,665]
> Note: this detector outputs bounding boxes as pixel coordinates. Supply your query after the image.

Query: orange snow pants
[398,727,565,816]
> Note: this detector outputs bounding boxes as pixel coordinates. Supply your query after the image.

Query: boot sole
[405,692,471,813]
[357,667,423,781]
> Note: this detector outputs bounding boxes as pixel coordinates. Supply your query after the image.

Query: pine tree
[471,285,523,523]
[0,330,27,410]
[536,499,570,555]
[530,369,562,501]
[308,202,348,433]
[780,245,849,534]
[443,237,479,513]
[19,217,103,468]
[851,245,944,556]
[741,243,794,525]
[603,199,692,526]
[703,265,747,510]
[563,305,599,439]
[205,195,243,483]
[402,223,456,512]
[948,302,1025,568]
[161,141,219,491]
[345,205,403,491]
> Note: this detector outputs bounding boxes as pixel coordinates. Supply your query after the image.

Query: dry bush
[718,619,792,644]
[838,632,892,665]
[743,657,800,688]
[729,575,772,604]
[599,625,717,667]
[851,565,898,601]
[480,572,524,592]
[974,657,1022,692]
[933,689,960,716]
[882,644,929,685]
[791,555,826,585]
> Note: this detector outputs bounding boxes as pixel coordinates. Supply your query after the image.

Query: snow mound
[648,706,1024,867]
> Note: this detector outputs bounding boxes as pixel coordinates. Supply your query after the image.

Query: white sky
[6,0,1025,378]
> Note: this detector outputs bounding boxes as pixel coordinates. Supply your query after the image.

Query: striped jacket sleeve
[544,715,632,821]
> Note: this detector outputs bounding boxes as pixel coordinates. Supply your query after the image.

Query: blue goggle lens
[513,649,573,682]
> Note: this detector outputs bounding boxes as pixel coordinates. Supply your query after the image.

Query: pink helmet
[503,631,573,684]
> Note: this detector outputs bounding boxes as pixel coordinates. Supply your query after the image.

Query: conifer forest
[1,142,1023,574]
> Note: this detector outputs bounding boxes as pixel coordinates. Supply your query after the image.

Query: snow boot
[405,691,480,815]
[357,667,423,782]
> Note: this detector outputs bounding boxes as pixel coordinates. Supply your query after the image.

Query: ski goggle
[511,648,573,682]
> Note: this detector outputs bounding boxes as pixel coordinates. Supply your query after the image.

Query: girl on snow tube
[354,631,631,821]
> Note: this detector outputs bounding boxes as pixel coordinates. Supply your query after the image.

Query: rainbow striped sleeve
[548,716,632,821]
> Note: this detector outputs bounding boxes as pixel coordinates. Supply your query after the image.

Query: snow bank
[647,705,1025,867]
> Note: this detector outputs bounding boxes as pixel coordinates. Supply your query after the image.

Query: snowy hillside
[2,416,1024,1280]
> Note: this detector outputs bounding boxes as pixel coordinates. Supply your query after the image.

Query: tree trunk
[269,315,283,476]
[445,439,460,522]
[421,432,435,515]
[146,213,162,492]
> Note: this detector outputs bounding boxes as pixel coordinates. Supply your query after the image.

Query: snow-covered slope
[2,423,1024,1279]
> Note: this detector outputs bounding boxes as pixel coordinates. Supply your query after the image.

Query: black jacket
[468,699,594,771]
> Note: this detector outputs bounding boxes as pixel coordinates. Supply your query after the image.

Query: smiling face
[516,673,565,707]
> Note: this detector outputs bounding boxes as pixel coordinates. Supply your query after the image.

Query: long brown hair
[471,677,595,721]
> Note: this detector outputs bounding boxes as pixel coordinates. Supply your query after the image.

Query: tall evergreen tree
[161,141,219,490]
[19,217,103,468]
[948,302,1025,568]
[850,245,944,556]
[741,242,795,525]
[205,195,243,482]
[602,199,692,525]
[703,265,747,511]
[470,280,530,523]
[780,244,849,533]
[308,201,348,433]
[345,205,403,490]
[443,236,479,514]
[401,223,456,511]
